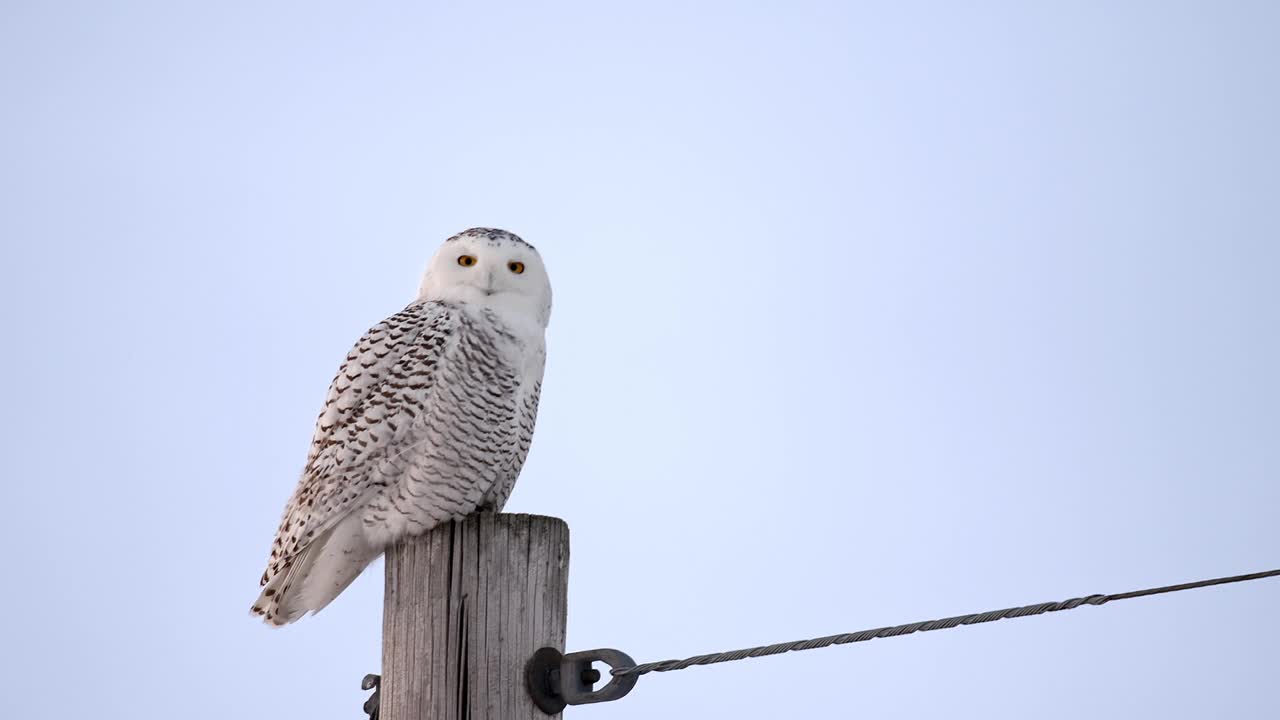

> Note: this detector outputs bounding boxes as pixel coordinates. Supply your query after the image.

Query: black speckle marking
[444,227,535,251]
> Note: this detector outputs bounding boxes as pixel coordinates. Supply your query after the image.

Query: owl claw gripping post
[252,228,551,626]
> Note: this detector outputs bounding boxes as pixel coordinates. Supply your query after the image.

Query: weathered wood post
[381,513,569,720]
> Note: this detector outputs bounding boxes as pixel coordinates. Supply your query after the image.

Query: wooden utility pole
[380,513,569,720]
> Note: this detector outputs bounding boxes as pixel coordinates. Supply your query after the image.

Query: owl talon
[362,674,380,719]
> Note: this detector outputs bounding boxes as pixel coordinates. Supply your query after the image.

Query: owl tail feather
[250,514,382,627]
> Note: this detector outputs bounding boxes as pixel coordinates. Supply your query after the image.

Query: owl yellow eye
[508,261,525,274]
[457,255,477,267]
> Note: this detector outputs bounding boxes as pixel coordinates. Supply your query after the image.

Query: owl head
[418,228,552,328]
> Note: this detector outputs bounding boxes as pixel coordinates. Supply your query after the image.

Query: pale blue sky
[2,2,1277,718]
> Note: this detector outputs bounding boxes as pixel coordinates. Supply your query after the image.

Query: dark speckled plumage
[253,230,549,626]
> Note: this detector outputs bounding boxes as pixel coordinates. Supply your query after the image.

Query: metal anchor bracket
[525,647,639,714]
[361,674,380,720]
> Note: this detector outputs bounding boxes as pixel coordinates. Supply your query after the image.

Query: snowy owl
[252,228,551,626]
